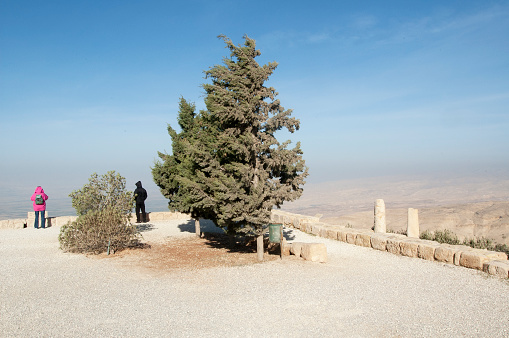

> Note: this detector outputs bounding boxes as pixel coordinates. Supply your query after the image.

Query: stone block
[300,243,327,263]
[355,233,372,247]
[310,224,322,236]
[1,219,26,229]
[281,238,291,256]
[386,237,403,255]
[483,260,509,278]
[400,240,419,258]
[337,228,348,242]
[417,241,440,261]
[10,219,23,229]
[346,232,357,244]
[453,245,473,266]
[434,245,457,264]
[290,242,303,257]
[27,212,50,228]
[292,218,300,229]
[326,229,339,240]
[370,233,388,251]
[483,250,508,261]
[459,251,490,270]
[300,223,309,233]
[145,212,158,221]
[319,227,329,238]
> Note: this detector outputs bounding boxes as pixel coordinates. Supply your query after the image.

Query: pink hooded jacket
[31,186,49,211]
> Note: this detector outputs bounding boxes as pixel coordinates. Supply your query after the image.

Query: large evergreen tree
[199,35,308,235]
[153,35,308,258]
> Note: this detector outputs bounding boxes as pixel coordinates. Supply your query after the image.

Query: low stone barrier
[274,210,509,279]
[288,242,327,263]
[0,211,191,230]
[0,218,27,229]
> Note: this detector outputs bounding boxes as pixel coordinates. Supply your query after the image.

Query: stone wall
[0,211,189,230]
[270,210,509,279]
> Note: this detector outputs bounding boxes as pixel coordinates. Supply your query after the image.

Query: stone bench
[287,242,327,263]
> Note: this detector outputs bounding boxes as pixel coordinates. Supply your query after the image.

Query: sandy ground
[1,219,508,337]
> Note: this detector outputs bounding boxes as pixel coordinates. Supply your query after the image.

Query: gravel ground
[1,220,508,337]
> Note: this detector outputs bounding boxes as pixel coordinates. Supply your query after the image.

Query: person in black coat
[134,181,148,223]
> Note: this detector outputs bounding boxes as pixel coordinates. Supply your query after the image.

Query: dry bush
[59,207,140,254]
[59,171,140,254]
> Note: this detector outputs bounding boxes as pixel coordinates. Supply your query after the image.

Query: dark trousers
[135,202,146,223]
[34,210,46,228]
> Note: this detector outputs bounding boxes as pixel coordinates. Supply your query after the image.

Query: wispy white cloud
[260,3,509,51]
[375,4,509,46]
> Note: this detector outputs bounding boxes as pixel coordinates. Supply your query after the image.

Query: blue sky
[1,0,508,215]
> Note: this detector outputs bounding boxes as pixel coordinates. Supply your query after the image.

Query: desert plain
[280,174,509,246]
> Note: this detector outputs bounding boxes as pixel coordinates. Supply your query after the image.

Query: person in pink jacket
[30,186,49,229]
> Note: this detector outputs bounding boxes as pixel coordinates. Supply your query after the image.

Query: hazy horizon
[2,169,508,221]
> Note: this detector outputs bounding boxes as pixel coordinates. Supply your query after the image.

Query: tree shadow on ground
[201,232,258,254]
[201,225,296,255]
[174,220,297,255]
[136,223,155,233]
[177,219,225,234]
[177,220,195,233]
[283,227,296,241]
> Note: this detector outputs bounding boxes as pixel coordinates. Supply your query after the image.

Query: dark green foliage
[420,229,460,244]
[420,230,434,241]
[494,244,509,257]
[59,171,139,254]
[153,35,308,237]
[387,228,407,235]
[152,98,216,220]
[433,229,460,245]
[463,237,494,249]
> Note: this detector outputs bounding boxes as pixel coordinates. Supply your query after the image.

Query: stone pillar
[374,199,386,233]
[407,208,419,238]
[195,218,201,237]
[257,235,264,261]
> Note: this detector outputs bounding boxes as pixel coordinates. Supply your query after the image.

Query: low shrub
[494,244,509,257]
[59,206,140,254]
[420,230,434,241]
[387,229,407,235]
[434,229,460,245]
[420,229,509,256]
[59,171,140,254]
[463,237,493,250]
[420,229,460,245]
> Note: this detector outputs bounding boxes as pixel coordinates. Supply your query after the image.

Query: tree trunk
[257,234,264,261]
[195,218,200,237]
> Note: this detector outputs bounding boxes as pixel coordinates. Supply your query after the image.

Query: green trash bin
[268,223,282,243]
